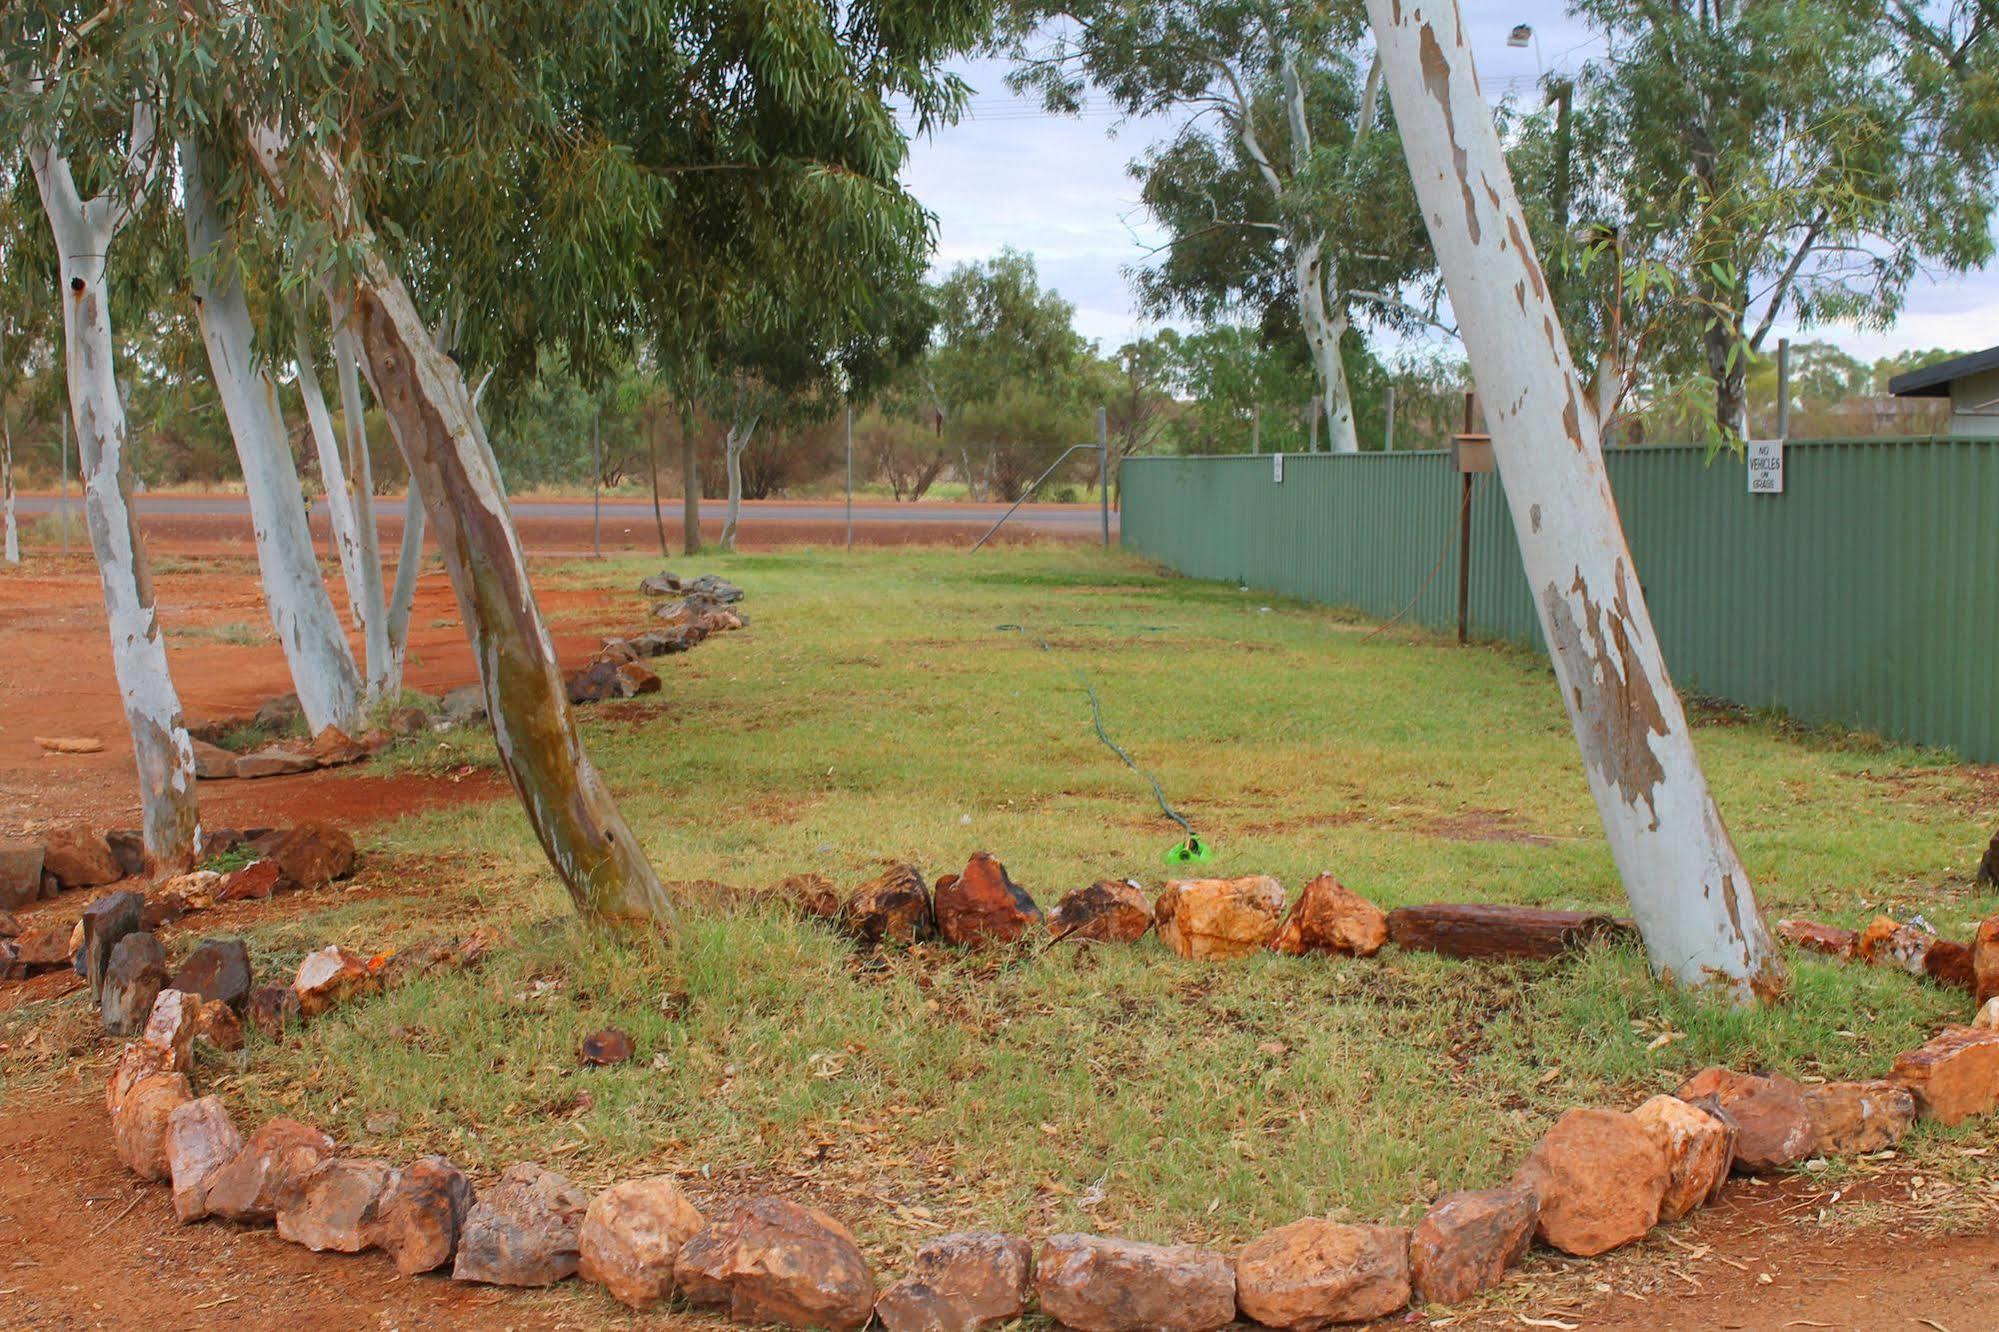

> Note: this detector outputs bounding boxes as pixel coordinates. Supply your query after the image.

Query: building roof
[1888,345,1999,398]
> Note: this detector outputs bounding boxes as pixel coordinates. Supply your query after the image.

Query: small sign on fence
[1747,438,1785,494]
[1272,453,1284,484]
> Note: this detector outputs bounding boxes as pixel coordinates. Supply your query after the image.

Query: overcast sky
[902,3,1996,364]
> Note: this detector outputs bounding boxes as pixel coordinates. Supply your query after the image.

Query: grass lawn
[15,544,1999,1271]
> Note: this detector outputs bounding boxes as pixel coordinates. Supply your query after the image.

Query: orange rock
[372,1155,474,1275]
[216,860,281,903]
[1802,1080,1915,1156]
[837,864,935,947]
[1925,939,1977,992]
[675,1196,875,1331]
[1269,874,1388,958]
[1035,1233,1235,1332]
[1234,1218,1410,1329]
[762,874,841,921]
[874,1231,1031,1332]
[142,987,199,1069]
[166,1096,242,1221]
[1776,919,1857,960]
[1976,997,1999,1031]
[1888,1026,1999,1126]
[933,853,1044,947]
[1975,915,1999,1008]
[453,1162,589,1287]
[106,1041,173,1119]
[1676,1067,1814,1174]
[277,1157,398,1252]
[309,726,368,767]
[1409,1185,1537,1306]
[1048,880,1153,943]
[293,943,378,1016]
[253,823,357,890]
[42,825,123,889]
[1631,1095,1734,1221]
[1855,916,1933,975]
[1153,877,1285,960]
[203,1118,337,1223]
[113,1069,193,1181]
[1513,1108,1668,1257]
[579,1177,706,1308]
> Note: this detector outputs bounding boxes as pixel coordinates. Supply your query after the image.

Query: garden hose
[996,623,1212,866]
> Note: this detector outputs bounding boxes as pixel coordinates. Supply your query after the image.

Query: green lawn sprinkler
[1164,833,1213,867]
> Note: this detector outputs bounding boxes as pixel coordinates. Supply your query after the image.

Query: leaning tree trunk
[31,141,201,872]
[2,413,18,564]
[342,261,674,930]
[383,480,425,690]
[1704,314,1750,440]
[1366,0,1784,1002]
[719,411,757,551]
[181,142,362,734]
[332,315,397,698]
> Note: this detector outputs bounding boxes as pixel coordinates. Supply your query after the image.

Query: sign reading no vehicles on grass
[1747,438,1785,494]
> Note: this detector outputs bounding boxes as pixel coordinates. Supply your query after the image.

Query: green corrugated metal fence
[1120,438,1999,761]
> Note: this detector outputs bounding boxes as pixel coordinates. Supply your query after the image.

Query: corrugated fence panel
[1121,438,1999,761]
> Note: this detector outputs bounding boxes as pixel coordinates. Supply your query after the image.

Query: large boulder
[99,932,166,1036]
[277,1157,399,1252]
[1409,1184,1538,1306]
[1034,1234,1236,1332]
[169,938,253,1011]
[372,1156,475,1275]
[1888,1026,1999,1126]
[251,823,357,890]
[1631,1094,1734,1221]
[1154,877,1285,960]
[166,1096,242,1222]
[838,864,935,947]
[674,1196,876,1331]
[112,1069,193,1181]
[1803,1080,1917,1156]
[1269,874,1388,958]
[203,1119,338,1223]
[1675,1067,1814,1173]
[80,889,145,1000]
[1513,1108,1669,1257]
[933,853,1044,947]
[43,826,123,890]
[875,1232,1032,1332]
[1047,880,1153,943]
[1234,1218,1410,1330]
[0,842,45,910]
[453,1162,589,1287]
[578,1177,706,1308]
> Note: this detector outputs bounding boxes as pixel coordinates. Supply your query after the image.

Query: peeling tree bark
[331,313,397,698]
[181,141,362,734]
[1366,0,1784,1002]
[30,127,200,872]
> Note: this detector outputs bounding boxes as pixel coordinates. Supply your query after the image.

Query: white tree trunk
[31,132,201,872]
[330,315,397,697]
[720,411,758,551]
[180,141,361,734]
[384,480,425,689]
[1366,0,1784,1001]
[2,414,18,564]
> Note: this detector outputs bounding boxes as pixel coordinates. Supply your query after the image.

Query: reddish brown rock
[837,864,935,947]
[1676,1067,1815,1173]
[875,1231,1031,1332]
[1855,915,1933,975]
[1409,1185,1538,1306]
[170,938,252,1010]
[1631,1095,1735,1221]
[43,825,123,889]
[0,842,47,910]
[167,1096,243,1221]
[141,894,186,930]
[294,944,378,1016]
[577,1177,706,1308]
[309,726,368,767]
[233,745,318,780]
[1235,1218,1410,1329]
[933,853,1044,947]
[372,1155,475,1275]
[190,738,239,780]
[112,1070,193,1181]
[104,829,146,878]
[203,1119,338,1223]
[675,1196,876,1331]
[1269,874,1388,958]
[142,987,199,1069]
[247,984,303,1040]
[253,823,357,890]
[1048,880,1153,943]
[5,924,73,975]
[567,657,627,704]
[1975,997,1999,1030]
[453,1162,589,1286]
[1384,903,1635,960]
[1154,877,1285,960]
[216,860,281,903]
[107,1041,173,1118]
[1888,1026,1999,1126]
[194,998,245,1052]
[1803,1080,1916,1155]
[1926,939,1977,992]
[1513,1108,1669,1257]
[277,1157,398,1252]
[618,661,662,696]
[1776,919,1858,960]
[80,889,144,999]
[1036,1234,1234,1332]
[762,874,841,921]
[100,932,166,1036]
[1976,914,1999,1008]
[580,1027,636,1066]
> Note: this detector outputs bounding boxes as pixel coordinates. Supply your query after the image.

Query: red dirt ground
[2,533,1995,1329]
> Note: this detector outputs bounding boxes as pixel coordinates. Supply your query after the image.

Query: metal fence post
[1096,405,1109,549]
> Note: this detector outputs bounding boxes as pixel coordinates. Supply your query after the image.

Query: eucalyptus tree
[1566,0,1999,436]
[1007,0,1426,453]
[185,0,988,928]
[4,6,205,871]
[1366,0,1783,1001]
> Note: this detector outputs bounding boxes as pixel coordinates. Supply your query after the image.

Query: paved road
[14,492,1116,538]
